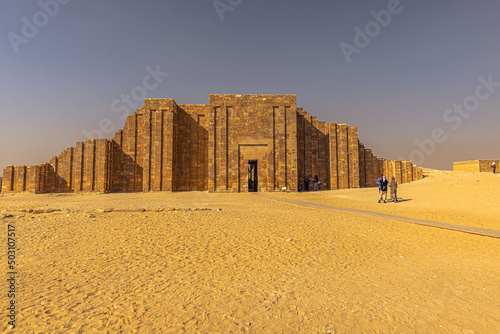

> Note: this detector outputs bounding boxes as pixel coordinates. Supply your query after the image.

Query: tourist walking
[313,175,319,191]
[376,175,383,194]
[390,176,398,202]
[378,175,389,203]
[492,162,496,173]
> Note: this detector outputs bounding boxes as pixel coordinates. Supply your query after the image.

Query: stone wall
[1,139,111,193]
[208,95,298,192]
[298,109,329,190]
[176,104,210,191]
[109,99,177,192]
[2,94,424,193]
[453,160,499,173]
[354,144,421,187]
[324,123,360,190]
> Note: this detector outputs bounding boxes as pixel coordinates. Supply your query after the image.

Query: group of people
[298,174,400,202]
[299,175,398,202]
[376,175,398,203]
[301,175,320,191]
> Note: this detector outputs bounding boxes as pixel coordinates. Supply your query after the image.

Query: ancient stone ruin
[1,95,422,193]
[453,160,498,172]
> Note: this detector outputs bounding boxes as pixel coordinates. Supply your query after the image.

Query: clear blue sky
[1,0,499,175]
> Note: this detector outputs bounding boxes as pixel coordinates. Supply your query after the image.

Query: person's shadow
[394,198,412,202]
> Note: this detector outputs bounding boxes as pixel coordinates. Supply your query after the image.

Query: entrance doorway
[248,161,258,192]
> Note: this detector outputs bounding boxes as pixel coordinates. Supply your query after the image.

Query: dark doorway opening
[248,161,258,192]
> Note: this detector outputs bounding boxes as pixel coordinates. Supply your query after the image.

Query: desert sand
[1,169,499,333]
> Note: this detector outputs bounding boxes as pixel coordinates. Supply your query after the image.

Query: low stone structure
[2,95,423,193]
[453,160,498,173]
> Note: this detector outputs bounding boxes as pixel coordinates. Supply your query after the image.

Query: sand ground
[0,169,499,333]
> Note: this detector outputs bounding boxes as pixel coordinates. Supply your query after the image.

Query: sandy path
[254,192,500,238]
[270,168,500,230]
[0,169,499,333]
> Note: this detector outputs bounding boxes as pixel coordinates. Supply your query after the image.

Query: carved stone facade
[1,95,423,193]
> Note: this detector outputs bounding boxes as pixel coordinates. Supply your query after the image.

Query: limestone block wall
[394,160,402,184]
[336,124,349,189]
[453,160,479,172]
[2,139,111,193]
[478,160,498,172]
[379,159,386,180]
[377,159,384,181]
[363,148,377,187]
[71,139,112,192]
[25,165,43,193]
[4,164,31,193]
[325,123,360,190]
[2,166,12,192]
[1,94,424,194]
[358,142,366,188]
[405,161,413,183]
[387,160,392,180]
[208,95,298,192]
[453,160,499,172]
[176,104,210,191]
[112,113,141,192]
[316,121,329,190]
[13,166,26,192]
[298,109,329,190]
[57,147,73,192]
[2,165,29,192]
[109,99,178,192]
[355,142,422,187]
[401,160,409,184]
[386,160,394,183]
[347,126,360,189]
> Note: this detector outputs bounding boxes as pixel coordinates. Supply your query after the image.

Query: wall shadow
[296,113,330,191]
[175,108,209,191]
[110,141,143,192]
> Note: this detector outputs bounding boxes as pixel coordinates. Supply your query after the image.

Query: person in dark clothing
[313,175,319,191]
[492,162,496,174]
[378,175,389,203]
[304,178,310,191]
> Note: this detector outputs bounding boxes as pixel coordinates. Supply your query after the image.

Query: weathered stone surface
[453,160,499,172]
[1,95,423,193]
